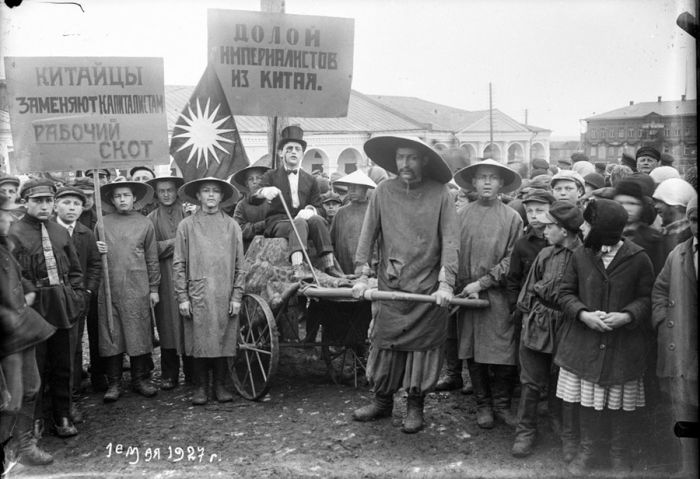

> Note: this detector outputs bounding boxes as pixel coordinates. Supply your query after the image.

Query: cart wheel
[230,294,279,401]
[321,343,368,387]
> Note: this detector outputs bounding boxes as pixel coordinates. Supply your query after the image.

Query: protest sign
[4,56,169,173]
[208,9,354,118]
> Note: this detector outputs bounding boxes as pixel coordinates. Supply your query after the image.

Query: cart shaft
[301,287,489,308]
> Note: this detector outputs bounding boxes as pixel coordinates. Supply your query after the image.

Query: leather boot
[191,358,208,406]
[560,401,580,463]
[461,368,474,395]
[352,393,393,422]
[182,355,194,385]
[609,410,633,475]
[435,339,463,391]
[492,365,518,428]
[214,358,233,403]
[567,406,598,476]
[103,354,122,403]
[402,394,425,434]
[468,360,494,429]
[15,415,53,467]
[131,355,157,398]
[512,385,540,457]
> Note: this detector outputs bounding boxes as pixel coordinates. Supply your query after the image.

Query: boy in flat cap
[351,135,457,434]
[321,192,342,225]
[52,187,102,420]
[550,170,586,207]
[512,201,583,459]
[252,126,343,279]
[453,159,524,429]
[9,179,85,447]
[97,181,160,403]
[173,178,244,406]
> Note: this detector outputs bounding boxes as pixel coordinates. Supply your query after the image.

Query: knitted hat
[653,178,697,207]
[583,172,605,190]
[538,200,584,232]
[649,166,681,185]
[572,160,596,177]
[583,199,628,250]
[636,146,661,161]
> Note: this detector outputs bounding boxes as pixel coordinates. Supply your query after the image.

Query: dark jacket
[250,166,326,233]
[9,215,84,329]
[70,221,102,294]
[0,236,56,356]
[554,240,654,386]
[622,223,665,276]
[78,206,98,231]
[652,238,697,380]
[506,228,548,311]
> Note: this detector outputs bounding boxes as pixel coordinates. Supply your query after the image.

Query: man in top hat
[9,179,85,451]
[232,159,271,251]
[0,190,56,469]
[636,146,661,175]
[252,126,343,278]
[146,176,188,390]
[173,177,244,406]
[351,135,457,434]
[97,180,160,403]
[453,159,524,429]
[550,170,586,206]
[52,186,102,421]
[329,170,377,275]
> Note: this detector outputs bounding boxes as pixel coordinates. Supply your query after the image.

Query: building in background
[550,139,582,166]
[582,96,697,172]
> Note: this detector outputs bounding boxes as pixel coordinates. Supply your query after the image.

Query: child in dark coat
[554,199,654,476]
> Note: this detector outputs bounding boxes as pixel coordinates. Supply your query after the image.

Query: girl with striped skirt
[554,199,654,475]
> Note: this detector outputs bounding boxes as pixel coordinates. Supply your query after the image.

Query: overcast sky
[1,0,696,137]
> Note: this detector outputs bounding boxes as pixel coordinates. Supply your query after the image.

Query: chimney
[682,94,686,101]
[658,96,662,102]
[629,100,634,106]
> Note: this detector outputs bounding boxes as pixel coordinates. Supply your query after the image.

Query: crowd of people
[0,126,697,477]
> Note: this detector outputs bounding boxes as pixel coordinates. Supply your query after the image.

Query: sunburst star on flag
[173,98,236,169]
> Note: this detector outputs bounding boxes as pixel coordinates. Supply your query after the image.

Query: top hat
[277,125,307,151]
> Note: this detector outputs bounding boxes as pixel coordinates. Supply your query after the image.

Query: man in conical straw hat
[232,158,271,252]
[452,159,524,430]
[173,177,244,406]
[97,180,160,403]
[351,135,458,434]
[329,169,376,275]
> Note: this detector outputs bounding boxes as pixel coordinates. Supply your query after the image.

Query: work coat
[97,211,160,357]
[173,210,244,358]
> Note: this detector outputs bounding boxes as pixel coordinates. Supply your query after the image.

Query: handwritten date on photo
[106,443,221,465]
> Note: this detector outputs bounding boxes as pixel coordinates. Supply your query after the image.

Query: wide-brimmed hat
[333,169,377,189]
[146,176,185,192]
[364,135,452,184]
[100,181,154,213]
[232,158,271,191]
[453,159,522,193]
[178,177,240,205]
[277,125,307,151]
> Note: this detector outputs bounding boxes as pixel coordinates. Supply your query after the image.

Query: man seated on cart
[251,125,344,280]
[351,135,458,434]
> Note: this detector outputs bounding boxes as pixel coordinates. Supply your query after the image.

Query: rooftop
[584,98,697,121]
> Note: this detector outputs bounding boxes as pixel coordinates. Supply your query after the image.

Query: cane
[277,193,321,285]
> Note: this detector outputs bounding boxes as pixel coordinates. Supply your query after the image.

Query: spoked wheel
[321,343,368,387]
[230,294,279,400]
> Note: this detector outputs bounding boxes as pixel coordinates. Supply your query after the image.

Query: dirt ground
[6,337,682,479]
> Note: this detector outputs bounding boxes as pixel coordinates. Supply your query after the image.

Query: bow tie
[286,169,298,175]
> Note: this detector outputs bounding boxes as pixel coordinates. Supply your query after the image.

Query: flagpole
[262,0,287,169]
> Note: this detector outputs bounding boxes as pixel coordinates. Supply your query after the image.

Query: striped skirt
[556,367,645,411]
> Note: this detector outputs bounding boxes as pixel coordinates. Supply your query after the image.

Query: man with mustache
[351,136,457,434]
[252,126,343,279]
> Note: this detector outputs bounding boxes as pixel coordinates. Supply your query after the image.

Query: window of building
[638,129,643,138]
[344,163,357,174]
[628,128,634,138]
[609,129,615,138]
[673,128,680,137]
[618,128,624,138]
[685,127,690,136]
[664,128,670,137]
[590,146,596,157]
[591,129,596,139]
[663,145,670,153]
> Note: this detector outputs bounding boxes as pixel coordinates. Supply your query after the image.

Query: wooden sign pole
[92,170,115,343]
[262,0,287,169]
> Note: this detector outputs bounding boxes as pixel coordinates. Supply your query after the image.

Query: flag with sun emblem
[170,64,249,182]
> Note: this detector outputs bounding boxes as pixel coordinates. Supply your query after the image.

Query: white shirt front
[56,217,76,237]
[287,169,300,209]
